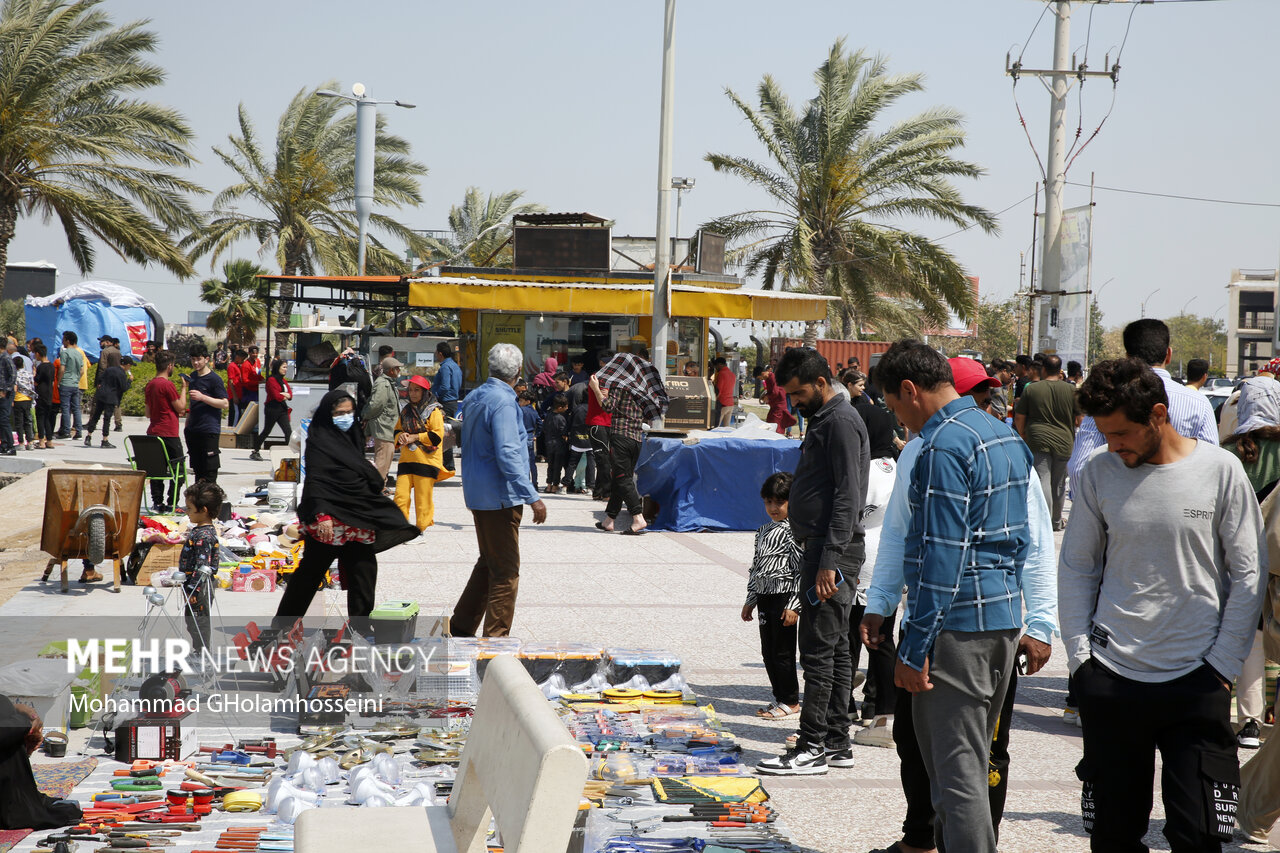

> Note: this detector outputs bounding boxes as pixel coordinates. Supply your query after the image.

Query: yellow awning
[408,276,834,322]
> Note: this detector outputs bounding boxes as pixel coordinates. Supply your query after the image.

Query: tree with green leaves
[420,187,545,269]
[702,40,996,341]
[183,82,429,325]
[0,0,203,298]
[200,259,270,346]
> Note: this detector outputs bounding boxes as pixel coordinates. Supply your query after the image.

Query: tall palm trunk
[0,199,17,300]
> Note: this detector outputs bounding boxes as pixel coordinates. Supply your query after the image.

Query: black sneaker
[248,451,264,462]
[756,746,827,776]
[83,435,92,447]
[1239,719,1262,749]
[113,424,122,432]
[100,440,115,449]
[825,746,855,768]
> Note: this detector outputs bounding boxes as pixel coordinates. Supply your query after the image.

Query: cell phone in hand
[1016,649,1029,676]
[805,572,845,606]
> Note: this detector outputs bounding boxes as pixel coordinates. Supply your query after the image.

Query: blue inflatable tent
[24,281,165,362]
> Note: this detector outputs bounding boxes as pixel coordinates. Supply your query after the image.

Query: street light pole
[1142,288,1161,319]
[651,0,677,385]
[317,83,415,329]
[1181,296,1198,316]
[671,177,695,256]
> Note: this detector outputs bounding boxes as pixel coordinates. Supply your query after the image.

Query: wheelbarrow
[40,468,146,593]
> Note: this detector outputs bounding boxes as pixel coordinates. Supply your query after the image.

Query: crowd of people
[728,318,1280,851]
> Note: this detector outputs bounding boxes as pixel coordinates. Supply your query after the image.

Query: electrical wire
[1065,181,1280,209]
[1018,1,1054,65]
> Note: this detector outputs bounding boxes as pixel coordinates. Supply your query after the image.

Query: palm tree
[200,259,269,346]
[0,0,203,298]
[419,187,545,269]
[183,82,429,326]
[702,40,997,341]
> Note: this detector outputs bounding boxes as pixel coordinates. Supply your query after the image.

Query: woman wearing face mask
[273,389,418,635]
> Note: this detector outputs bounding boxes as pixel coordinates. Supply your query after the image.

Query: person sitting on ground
[0,696,81,829]
[394,375,453,531]
[743,472,802,721]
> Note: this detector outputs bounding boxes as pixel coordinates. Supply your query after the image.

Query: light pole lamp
[1141,288,1161,319]
[671,176,695,251]
[1181,296,1198,316]
[316,83,416,280]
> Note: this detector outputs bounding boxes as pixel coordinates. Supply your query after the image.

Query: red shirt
[714,366,736,406]
[227,361,243,393]
[266,376,291,403]
[586,387,612,427]
[145,376,181,437]
[240,362,262,391]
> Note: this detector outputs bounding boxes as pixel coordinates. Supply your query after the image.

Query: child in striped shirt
[741,472,802,719]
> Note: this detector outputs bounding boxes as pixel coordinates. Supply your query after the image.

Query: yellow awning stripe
[408,280,831,322]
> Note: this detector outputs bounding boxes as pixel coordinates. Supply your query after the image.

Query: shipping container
[768,339,893,372]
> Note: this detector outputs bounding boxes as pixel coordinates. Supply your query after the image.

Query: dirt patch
[0,468,58,606]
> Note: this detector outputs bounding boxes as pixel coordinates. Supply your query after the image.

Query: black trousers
[13,400,33,443]
[545,443,567,489]
[182,577,214,654]
[185,430,220,484]
[588,424,612,500]
[757,593,799,706]
[254,401,291,451]
[563,444,595,490]
[895,667,1018,849]
[274,537,379,635]
[0,394,12,452]
[605,434,643,519]
[85,401,115,439]
[440,400,457,471]
[35,402,55,442]
[796,556,854,751]
[150,436,186,510]
[851,605,898,717]
[1075,659,1239,853]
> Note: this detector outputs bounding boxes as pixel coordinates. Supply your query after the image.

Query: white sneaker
[1063,706,1081,727]
[854,714,895,748]
[756,746,827,776]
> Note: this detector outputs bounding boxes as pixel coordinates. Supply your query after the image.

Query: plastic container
[604,648,682,686]
[68,686,91,729]
[369,600,419,645]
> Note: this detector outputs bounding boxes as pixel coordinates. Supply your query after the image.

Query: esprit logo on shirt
[1182,507,1214,521]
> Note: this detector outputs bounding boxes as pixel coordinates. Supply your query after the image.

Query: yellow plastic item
[222,791,262,813]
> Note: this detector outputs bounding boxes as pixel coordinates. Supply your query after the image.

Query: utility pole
[1007,2,1119,355]
[651,0,677,385]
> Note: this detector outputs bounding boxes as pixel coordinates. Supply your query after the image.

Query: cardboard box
[234,402,259,435]
[218,428,253,449]
[661,377,713,432]
[136,542,182,586]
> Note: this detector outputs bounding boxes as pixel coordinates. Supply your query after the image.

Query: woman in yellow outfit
[394,375,453,530]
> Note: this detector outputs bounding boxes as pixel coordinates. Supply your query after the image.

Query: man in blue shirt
[874,340,1032,853]
[435,342,462,473]
[862,355,1057,853]
[451,343,546,637]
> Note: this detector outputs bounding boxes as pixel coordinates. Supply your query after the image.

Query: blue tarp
[635,435,802,532]
[24,301,154,362]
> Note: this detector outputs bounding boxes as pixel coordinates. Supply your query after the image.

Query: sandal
[756,703,800,720]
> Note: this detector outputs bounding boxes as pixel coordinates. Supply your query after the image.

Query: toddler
[741,472,801,719]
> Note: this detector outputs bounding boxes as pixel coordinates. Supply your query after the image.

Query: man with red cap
[1014,353,1080,531]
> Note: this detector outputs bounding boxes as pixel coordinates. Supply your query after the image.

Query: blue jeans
[58,386,82,435]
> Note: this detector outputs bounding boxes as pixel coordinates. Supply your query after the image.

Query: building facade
[1226,268,1279,378]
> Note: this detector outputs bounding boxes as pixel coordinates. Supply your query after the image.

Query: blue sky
[8,0,1279,336]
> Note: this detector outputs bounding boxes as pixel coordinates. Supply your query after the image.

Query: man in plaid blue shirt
[878,340,1032,853]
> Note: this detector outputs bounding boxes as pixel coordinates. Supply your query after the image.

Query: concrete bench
[295,654,589,853]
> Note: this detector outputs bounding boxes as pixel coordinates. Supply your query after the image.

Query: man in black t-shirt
[182,344,229,484]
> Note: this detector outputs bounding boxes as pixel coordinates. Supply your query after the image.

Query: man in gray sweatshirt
[1061,357,1265,852]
